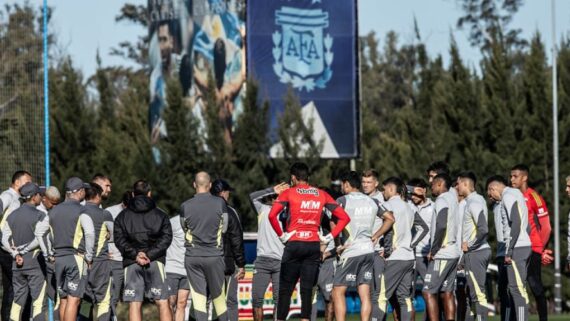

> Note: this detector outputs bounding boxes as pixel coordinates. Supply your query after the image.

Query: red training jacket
[268,184,350,243]
[523,187,551,254]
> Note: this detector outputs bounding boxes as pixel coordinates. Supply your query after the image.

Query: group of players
[0,159,562,321]
[248,161,555,321]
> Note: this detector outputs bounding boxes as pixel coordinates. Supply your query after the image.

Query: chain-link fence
[0,5,45,187]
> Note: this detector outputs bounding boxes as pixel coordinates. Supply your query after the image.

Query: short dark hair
[382,176,405,194]
[362,169,379,180]
[92,173,112,184]
[85,183,103,201]
[486,175,508,189]
[407,178,428,189]
[457,171,477,186]
[12,170,31,184]
[133,180,152,196]
[290,162,310,182]
[433,173,452,190]
[122,190,133,206]
[341,171,361,189]
[511,164,529,175]
[426,161,449,175]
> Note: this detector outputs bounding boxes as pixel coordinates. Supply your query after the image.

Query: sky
[22,0,570,78]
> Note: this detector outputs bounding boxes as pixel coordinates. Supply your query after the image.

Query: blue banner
[247,0,359,158]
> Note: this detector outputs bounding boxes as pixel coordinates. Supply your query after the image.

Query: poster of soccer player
[148,0,246,162]
[247,0,359,158]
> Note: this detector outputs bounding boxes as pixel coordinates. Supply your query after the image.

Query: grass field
[119,303,570,321]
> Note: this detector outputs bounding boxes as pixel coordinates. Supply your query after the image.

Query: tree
[231,80,272,229]
[0,4,47,186]
[156,78,204,213]
[49,59,96,189]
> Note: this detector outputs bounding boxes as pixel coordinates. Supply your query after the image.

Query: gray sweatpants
[86,260,113,321]
[311,257,336,321]
[186,256,227,321]
[465,249,491,321]
[110,260,123,320]
[12,267,47,321]
[376,260,414,321]
[225,271,239,321]
[505,247,530,321]
[371,252,385,321]
[251,256,280,308]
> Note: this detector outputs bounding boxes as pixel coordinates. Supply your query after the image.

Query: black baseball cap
[20,182,45,199]
[65,177,90,193]
[211,179,234,196]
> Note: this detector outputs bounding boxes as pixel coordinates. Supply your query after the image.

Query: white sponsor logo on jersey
[296,231,314,239]
[364,271,372,280]
[296,188,320,196]
[150,288,162,296]
[296,218,317,225]
[300,200,321,210]
[346,274,356,282]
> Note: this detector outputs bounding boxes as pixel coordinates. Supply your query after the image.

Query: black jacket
[114,195,172,267]
[223,205,245,275]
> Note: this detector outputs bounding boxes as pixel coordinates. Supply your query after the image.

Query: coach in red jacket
[268,162,350,321]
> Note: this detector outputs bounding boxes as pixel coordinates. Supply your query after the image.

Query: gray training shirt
[337,192,378,260]
[500,187,531,256]
[83,203,114,261]
[410,199,434,257]
[49,199,96,262]
[180,192,228,257]
[493,202,507,258]
[430,190,461,259]
[1,203,50,269]
[105,203,124,262]
[249,188,284,261]
[369,190,385,252]
[462,192,490,252]
[166,215,186,276]
[382,195,414,261]
[0,188,21,247]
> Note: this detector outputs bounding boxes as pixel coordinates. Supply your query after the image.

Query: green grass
[325,313,570,321]
[115,304,570,321]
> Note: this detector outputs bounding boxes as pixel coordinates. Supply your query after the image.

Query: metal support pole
[551,0,561,314]
[42,1,54,320]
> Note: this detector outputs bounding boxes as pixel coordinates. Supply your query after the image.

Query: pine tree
[156,78,204,213]
[49,59,97,189]
[231,80,272,230]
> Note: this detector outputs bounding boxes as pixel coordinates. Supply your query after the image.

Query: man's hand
[462,242,468,253]
[504,256,512,265]
[136,252,150,266]
[541,249,554,265]
[427,252,433,262]
[15,254,23,268]
[273,183,290,195]
[235,267,245,280]
[319,232,334,245]
[279,230,296,244]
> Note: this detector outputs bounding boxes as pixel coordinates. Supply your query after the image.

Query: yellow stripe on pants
[511,260,529,304]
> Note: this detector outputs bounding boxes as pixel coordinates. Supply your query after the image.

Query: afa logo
[273,6,333,92]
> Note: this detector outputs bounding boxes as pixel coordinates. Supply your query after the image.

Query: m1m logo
[300,200,321,210]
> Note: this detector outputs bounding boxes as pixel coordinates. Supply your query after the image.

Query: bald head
[194,171,212,193]
[43,186,61,210]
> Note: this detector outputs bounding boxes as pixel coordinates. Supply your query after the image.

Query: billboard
[148,0,246,161]
[247,0,359,158]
